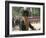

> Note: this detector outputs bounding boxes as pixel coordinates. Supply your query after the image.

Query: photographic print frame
[5,1,45,37]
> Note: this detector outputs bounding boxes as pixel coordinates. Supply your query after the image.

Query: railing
[28,16,40,23]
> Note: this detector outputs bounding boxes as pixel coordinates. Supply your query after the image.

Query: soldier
[22,9,36,30]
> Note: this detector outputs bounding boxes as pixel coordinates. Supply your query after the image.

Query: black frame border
[5,1,45,37]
